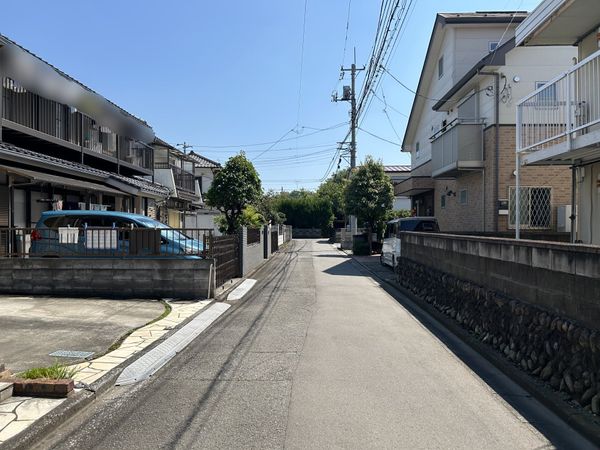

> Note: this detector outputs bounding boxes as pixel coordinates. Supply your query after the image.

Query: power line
[181,122,347,149]
[251,128,296,162]
[358,127,400,146]
[296,0,309,127]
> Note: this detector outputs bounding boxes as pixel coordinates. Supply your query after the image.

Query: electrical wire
[296,0,309,127]
[182,122,347,149]
[358,127,400,146]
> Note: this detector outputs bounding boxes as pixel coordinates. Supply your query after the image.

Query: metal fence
[0,227,213,258]
[509,187,552,230]
[516,48,600,155]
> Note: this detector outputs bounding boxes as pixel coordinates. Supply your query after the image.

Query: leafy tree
[257,191,286,225]
[205,152,262,234]
[274,192,333,232]
[317,170,349,225]
[345,156,394,250]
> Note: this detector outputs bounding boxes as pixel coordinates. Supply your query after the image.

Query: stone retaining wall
[397,232,600,414]
[0,258,214,299]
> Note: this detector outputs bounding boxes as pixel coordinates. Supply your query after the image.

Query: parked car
[30,211,204,258]
[380,217,439,267]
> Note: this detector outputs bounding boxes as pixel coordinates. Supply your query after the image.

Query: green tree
[317,169,349,225]
[274,192,333,232]
[345,156,394,251]
[257,191,286,225]
[205,152,262,234]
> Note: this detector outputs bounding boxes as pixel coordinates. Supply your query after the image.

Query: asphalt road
[39,239,593,449]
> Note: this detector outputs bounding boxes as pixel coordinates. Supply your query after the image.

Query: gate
[211,234,241,287]
[271,230,279,253]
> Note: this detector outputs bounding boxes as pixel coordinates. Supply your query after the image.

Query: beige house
[515,0,600,244]
[400,12,576,233]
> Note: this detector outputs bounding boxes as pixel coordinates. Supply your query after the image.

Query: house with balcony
[187,151,221,230]
[152,139,221,230]
[152,138,200,227]
[515,0,600,244]
[401,11,575,233]
[0,33,168,228]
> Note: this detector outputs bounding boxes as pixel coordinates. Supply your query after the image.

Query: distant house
[383,165,411,211]
[152,140,222,230]
[515,0,600,244]
[0,33,168,228]
[400,12,576,233]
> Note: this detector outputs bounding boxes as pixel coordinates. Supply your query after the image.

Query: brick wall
[437,126,572,232]
[486,126,571,232]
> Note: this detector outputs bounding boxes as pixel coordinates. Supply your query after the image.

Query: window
[509,187,552,229]
[489,41,499,52]
[441,194,446,209]
[460,189,468,205]
[535,81,557,107]
[438,56,444,79]
[415,142,420,159]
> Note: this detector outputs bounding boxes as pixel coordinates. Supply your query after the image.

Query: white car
[380,217,439,267]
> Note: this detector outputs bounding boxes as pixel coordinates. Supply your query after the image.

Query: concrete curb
[0,298,217,450]
[348,253,600,447]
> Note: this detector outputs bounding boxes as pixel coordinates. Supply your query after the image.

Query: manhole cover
[48,350,95,359]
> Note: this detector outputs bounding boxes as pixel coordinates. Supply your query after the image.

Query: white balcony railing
[516,48,600,157]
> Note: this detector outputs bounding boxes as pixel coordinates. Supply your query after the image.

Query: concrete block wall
[241,227,264,276]
[0,258,214,299]
[400,232,600,328]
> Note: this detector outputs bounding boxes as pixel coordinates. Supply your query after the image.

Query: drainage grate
[48,350,95,359]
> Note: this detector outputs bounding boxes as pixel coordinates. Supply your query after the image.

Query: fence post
[239,227,245,276]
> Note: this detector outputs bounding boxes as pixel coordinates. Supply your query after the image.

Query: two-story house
[400,12,575,233]
[187,151,221,230]
[152,138,201,227]
[0,33,168,228]
[515,0,600,244]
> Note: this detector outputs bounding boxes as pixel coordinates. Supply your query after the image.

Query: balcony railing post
[567,71,573,150]
[515,106,522,240]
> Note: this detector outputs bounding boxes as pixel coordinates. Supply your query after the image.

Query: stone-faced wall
[401,232,600,328]
[397,258,600,413]
[398,231,600,413]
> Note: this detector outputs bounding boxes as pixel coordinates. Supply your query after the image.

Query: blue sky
[2,0,540,191]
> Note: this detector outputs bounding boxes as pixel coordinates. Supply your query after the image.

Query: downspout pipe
[479,71,501,233]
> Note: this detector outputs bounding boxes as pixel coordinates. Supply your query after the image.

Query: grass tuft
[19,361,80,380]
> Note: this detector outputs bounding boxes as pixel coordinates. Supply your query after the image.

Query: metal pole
[515,107,521,240]
[350,62,357,169]
[570,165,577,243]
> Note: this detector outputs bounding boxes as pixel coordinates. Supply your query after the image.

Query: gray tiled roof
[187,151,221,169]
[0,141,170,197]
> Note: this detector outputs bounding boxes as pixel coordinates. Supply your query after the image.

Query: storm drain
[48,350,95,359]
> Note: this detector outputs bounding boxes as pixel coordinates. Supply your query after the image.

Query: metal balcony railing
[516,48,600,157]
[430,119,483,178]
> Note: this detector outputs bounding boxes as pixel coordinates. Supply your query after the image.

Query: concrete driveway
[0,296,165,372]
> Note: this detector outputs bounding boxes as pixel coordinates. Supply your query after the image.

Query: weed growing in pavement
[19,361,80,380]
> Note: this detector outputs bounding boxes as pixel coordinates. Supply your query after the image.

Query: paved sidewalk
[0,300,211,445]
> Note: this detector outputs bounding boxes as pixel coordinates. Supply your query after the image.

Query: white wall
[578,162,600,245]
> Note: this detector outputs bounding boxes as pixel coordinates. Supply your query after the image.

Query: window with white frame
[459,189,468,205]
[535,81,557,107]
[509,186,552,229]
[441,194,446,209]
[438,56,444,79]
[415,141,420,159]
[489,41,499,52]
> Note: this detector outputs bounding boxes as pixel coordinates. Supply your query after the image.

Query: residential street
[39,240,592,450]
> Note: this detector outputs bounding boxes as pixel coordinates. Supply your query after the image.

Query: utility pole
[177,142,193,154]
[333,48,365,241]
[338,51,365,169]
